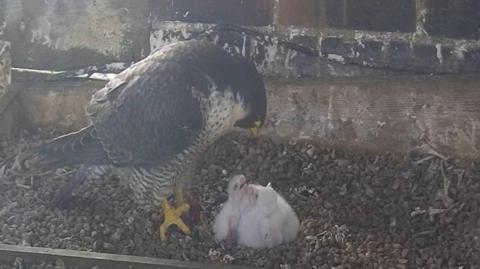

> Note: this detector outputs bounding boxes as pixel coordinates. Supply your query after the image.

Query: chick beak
[248,121,263,137]
[239,179,248,190]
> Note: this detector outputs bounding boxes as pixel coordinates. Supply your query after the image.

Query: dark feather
[85,41,241,166]
[39,125,110,166]
[39,40,265,168]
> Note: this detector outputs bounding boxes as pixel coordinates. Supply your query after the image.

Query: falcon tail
[39,125,109,166]
[11,125,109,177]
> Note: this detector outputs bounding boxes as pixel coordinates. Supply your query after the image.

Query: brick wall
[149,0,480,76]
[1,0,479,74]
[152,0,479,40]
[152,0,273,26]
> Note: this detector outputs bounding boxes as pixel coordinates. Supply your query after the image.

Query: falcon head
[250,183,278,215]
[230,58,267,137]
[227,174,249,202]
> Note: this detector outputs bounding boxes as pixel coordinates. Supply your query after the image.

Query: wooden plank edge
[0,86,18,117]
[0,244,259,269]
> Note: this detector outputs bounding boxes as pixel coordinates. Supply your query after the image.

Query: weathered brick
[464,50,480,71]
[278,0,317,27]
[413,44,439,67]
[353,41,383,64]
[388,42,414,68]
[327,0,415,32]
[320,37,351,56]
[425,0,480,39]
[152,0,273,26]
[289,35,318,49]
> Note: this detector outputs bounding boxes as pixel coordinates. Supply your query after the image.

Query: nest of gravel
[0,132,479,268]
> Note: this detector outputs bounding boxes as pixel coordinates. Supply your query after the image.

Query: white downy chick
[237,183,300,248]
[213,174,252,242]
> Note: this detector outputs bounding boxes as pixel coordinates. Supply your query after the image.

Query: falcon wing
[41,41,240,167]
[86,52,205,167]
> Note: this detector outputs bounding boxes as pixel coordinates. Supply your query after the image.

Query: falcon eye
[233,184,238,190]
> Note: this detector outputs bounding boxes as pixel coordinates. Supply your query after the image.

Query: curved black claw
[52,186,77,208]
[52,165,89,208]
[223,231,238,250]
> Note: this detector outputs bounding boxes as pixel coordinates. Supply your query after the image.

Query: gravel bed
[0,133,479,268]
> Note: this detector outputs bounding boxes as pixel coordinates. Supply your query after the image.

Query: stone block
[2,0,150,70]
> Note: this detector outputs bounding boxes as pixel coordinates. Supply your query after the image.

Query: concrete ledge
[13,73,480,160]
[14,79,103,135]
[264,75,480,159]
[150,22,480,78]
[0,244,255,269]
[0,40,17,138]
[0,40,10,96]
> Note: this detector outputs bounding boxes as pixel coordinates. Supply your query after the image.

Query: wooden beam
[14,74,480,160]
[264,74,480,160]
[0,244,257,269]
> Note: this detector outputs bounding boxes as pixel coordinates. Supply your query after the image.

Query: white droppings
[105,62,129,71]
[0,20,6,36]
[435,44,443,64]
[288,27,305,40]
[326,63,337,76]
[354,31,366,49]
[327,54,345,64]
[327,87,334,131]
[150,21,212,51]
[181,27,190,40]
[266,39,279,63]
[241,32,247,56]
[376,121,387,127]
[416,9,429,36]
[318,34,324,56]
[381,41,388,52]
[454,40,468,60]
[351,47,360,58]
[284,49,297,72]
[409,41,414,50]
[256,38,279,72]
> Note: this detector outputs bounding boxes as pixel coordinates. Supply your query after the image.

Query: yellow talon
[159,187,191,241]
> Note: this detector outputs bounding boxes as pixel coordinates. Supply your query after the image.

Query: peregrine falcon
[37,40,267,240]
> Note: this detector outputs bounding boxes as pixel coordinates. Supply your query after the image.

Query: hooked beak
[239,179,248,190]
[248,121,263,137]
